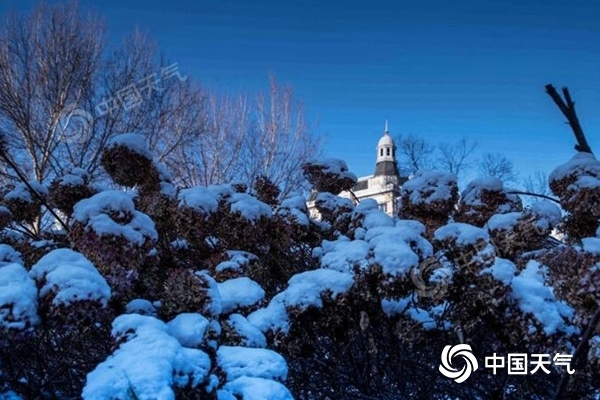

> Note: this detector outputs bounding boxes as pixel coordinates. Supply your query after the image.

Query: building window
[386,148,390,156]
[378,202,387,213]
[380,149,383,157]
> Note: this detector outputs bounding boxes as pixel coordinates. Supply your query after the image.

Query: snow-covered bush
[302,158,357,194]
[30,249,111,324]
[399,170,459,235]
[69,190,157,302]
[549,152,600,239]
[2,133,599,399]
[455,177,522,227]
[48,168,96,215]
[1,181,47,224]
[0,263,39,331]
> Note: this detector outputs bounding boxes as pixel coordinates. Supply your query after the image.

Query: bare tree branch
[545,84,593,154]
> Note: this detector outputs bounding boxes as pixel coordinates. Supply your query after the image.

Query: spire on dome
[384,119,389,134]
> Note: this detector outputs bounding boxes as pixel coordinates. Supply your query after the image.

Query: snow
[215,251,258,273]
[396,219,427,236]
[510,260,576,336]
[366,224,433,265]
[107,133,153,159]
[381,296,450,331]
[195,271,223,317]
[178,186,219,215]
[160,181,177,197]
[286,269,354,308]
[353,199,394,230]
[226,314,267,348]
[528,201,562,229]
[277,195,310,226]
[0,244,22,267]
[486,212,521,231]
[216,346,288,381]
[369,231,420,276]
[218,277,265,314]
[247,293,289,333]
[434,222,490,245]
[319,238,369,273]
[401,170,457,204]
[218,377,293,400]
[125,299,157,316]
[314,192,354,211]
[582,237,600,255]
[83,314,211,400]
[73,190,158,244]
[58,168,88,187]
[549,152,600,183]
[30,249,110,307]
[167,313,209,348]
[480,258,517,285]
[4,181,48,202]
[248,269,354,334]
[229,193,272,222]
[461,177,504,206]
[307,158,357,182]
[0,263,39,330]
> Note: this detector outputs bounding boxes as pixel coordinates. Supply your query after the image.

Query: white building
[338,122,405,216]
[309,122,406,217]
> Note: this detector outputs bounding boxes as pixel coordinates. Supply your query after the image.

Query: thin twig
[506,190,561,204]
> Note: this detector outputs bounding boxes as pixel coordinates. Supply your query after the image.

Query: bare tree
[240,76,321,198]
[477,152,518,184]
[0,1,321,213]
[523,171,551,196]
[395,133,435,175]
[436,136,477,178]
[0,3,204,185]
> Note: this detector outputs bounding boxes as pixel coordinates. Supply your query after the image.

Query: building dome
[377,132,394,147]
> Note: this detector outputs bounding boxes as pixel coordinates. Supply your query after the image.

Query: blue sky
[3,0,600,186]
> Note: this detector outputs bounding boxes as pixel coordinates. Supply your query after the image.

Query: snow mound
[167,313,209,348]
[0,244,22,267]
[4,181,47,202]
[226,314,267,348]
[528,201,562,229]
[352,198,394,230]
[248,269,354,333]
[218,377,293,400]
[307,158,357,182]
[381,296,450,331]
[30,249,110,307]
[510,260,575,336]
[125,299,157,316]
[107,133,153,159]
[217,346,288,381]
[401,170,457,204]
[277,195,310,226]
[549,152,600,183]
[178,186,219,215]
[434,222,490,246]
[73,190,157,244]
[218,277,265,314]
[229,193,272,222]
[0,263,39,330]
[480,258,517,285]
[216,251,258,273]
[83,314,211,400]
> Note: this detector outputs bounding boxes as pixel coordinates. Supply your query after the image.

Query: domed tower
[375,120,400,177]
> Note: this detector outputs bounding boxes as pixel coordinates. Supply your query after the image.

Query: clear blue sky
[2,0,600,186]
